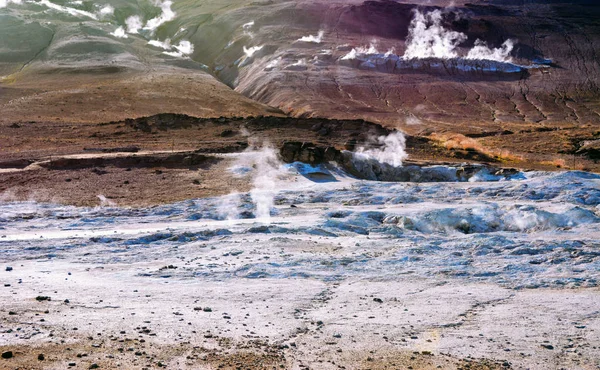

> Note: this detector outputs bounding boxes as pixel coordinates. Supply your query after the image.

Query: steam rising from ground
[243,45,263,58]
[353,131,408,167]
[148,39,194,58]
[217,192,242,223]
[110,26,127,38]
[404,9,515,62]
[125,15,143,34]
[0,0,22,8]
[341,9,515,64]
[163,40,194,58]
[403,9,466,59]
[144,0,175,32]
[341,43,380,60]
[466,39,514,62]
[298,30,325,44]
[225,142,288,223]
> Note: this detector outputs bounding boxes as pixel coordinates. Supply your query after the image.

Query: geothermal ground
[1,0,600,369]
[1,150,600,369]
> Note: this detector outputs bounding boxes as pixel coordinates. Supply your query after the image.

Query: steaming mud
[2,150,600,368]
[2,163,599,289]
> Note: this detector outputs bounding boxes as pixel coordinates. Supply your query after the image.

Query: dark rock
[1,351,12,359]
[0,159,33,169]
[280,141,341,165]
[36,296,51,302]
[541,344,554,350]
[219,129,236,137]
[373,298,383,303]
[5,267,12,272]
[91,168,108,175]
[89,363,99,369]
[38,354,45,361]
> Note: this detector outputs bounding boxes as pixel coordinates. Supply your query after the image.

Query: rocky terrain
[2,0,600,167]
[1,1,600,369]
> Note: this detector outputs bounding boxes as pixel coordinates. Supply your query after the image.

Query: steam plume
[227,142,287,224]
[354,131,408,167]
[403,9,515,63]
[243,45,263,58]
[144,0,175,32]
[126,15,143,34]
[111,26,128,39]
[466,39,514,63]
[341,43,379,60]
[298,30,325,44]
[0,0,22,8]
[403,9,466,59]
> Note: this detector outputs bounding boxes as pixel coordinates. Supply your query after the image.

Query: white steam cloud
[163,40,194,58]
[226,142,288,224]
[0,0,22,8]
[249,145,282,222]
[403,9,515,63]
[148,38,194,58]
[111,26,127,39]
[148,38,172,50]
[298,30,325,44]
[98,4,114,16]
[403,9,466,59]
[243,45,263,58]
[466,39,514,63]
[354,131,408,167]
[125,15,143,34]
[341,43,380,60]
[143,0,175,32]
[36,0,99,20]
[264,57,282,71]
[217,192,242,223]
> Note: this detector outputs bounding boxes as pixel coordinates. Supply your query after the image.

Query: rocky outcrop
[280,142,341,165]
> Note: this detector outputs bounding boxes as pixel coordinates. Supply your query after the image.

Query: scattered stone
[91,168,108,175]
[38,354,45,361]
[5,266,13,271]
[36,296,51,302]
[1,351,13,359]
[159,265,178,270]
[541,344,554,350]
[89,363,99,369]
[373,298,383,303]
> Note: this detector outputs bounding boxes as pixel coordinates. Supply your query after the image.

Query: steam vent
[1,1,600,369]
